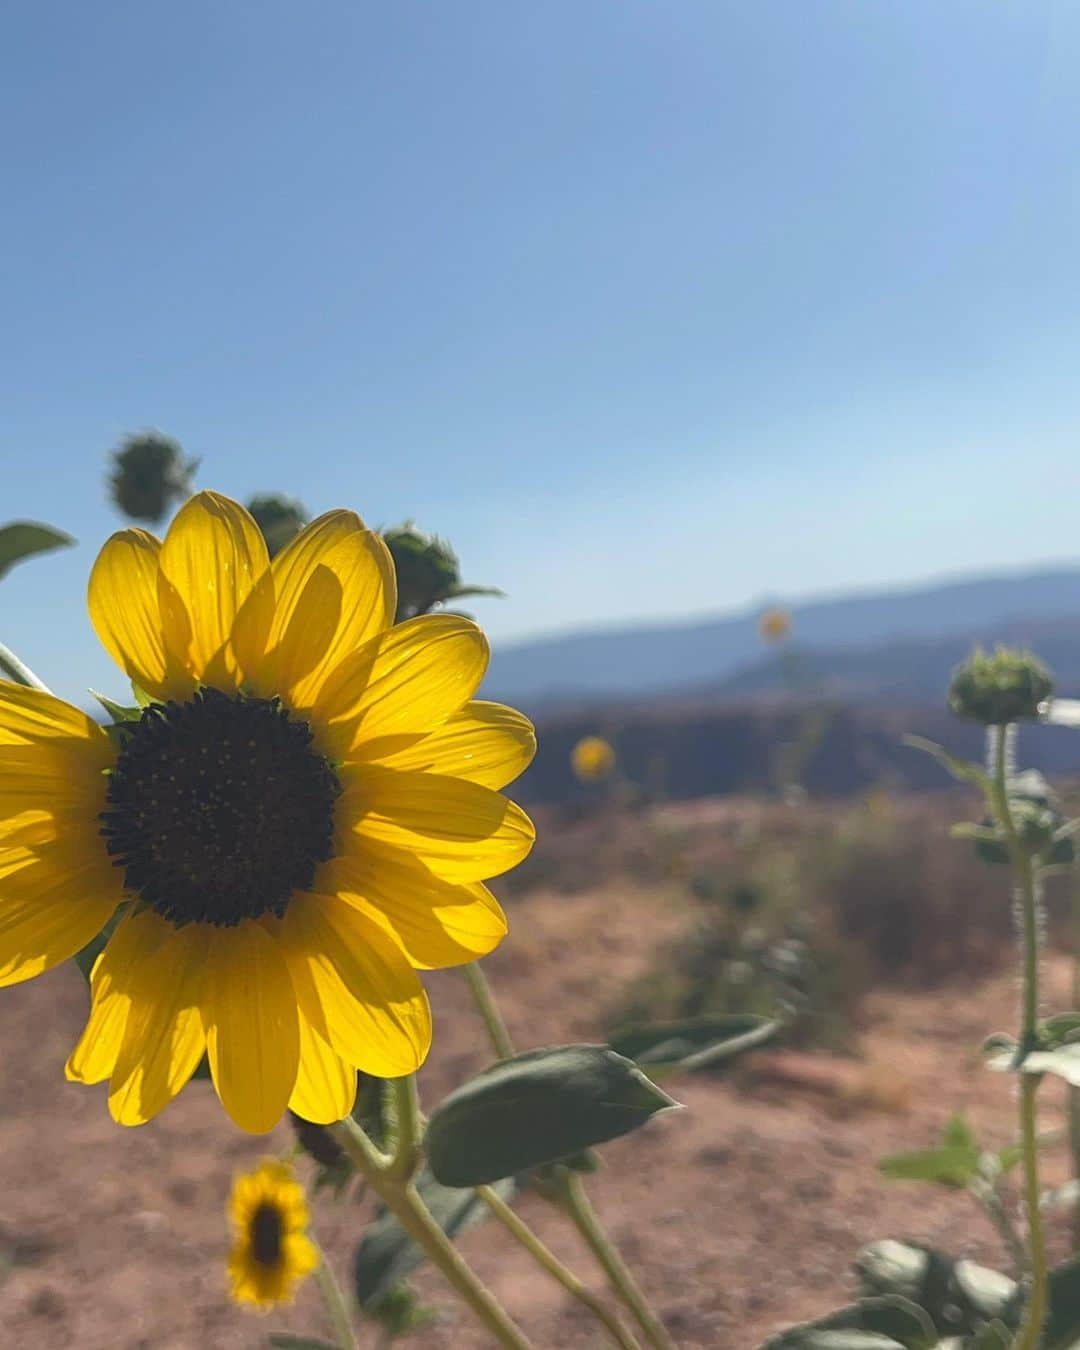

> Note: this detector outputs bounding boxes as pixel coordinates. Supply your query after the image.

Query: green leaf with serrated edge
[267,1335,341,1350]
[879,1116,981,1190]
[353,1169,517,1308]
[90,691,142,723]
[0,521,73,581]
[424,1045,680,1188]
[609,1014,779,1079]
[902,735,991,794]
[759,1295,937,1349]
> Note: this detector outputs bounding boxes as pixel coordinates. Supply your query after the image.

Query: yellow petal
[244,511,396,708]
[354,700,536,789]
[0,680,113,750]
[276,894,431,1077]
[289,1016,358,1124]
[323,852,507,969]
[158,491,269,689]
[0,849,119,987]
[312,615,488,761]
[66,909,161,1085]
[108,919,209,1125]
[87,528,186,701]
[340,765,534,883]
[202,921,299,1134]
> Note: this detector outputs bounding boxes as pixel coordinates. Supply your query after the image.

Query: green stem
[463,961,515,1059]
[990,726,1047,1350]
[311,1241,359,1350]
[475,1183,642,1350]
[329,1117,533,1350]
[0,641,51,693]
[969,1178,1028,1278]
[385,1074,422,1183]
[1070,858,1080,1255]
[556,1171,675,1350]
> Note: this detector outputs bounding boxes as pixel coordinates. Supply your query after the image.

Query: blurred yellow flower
[571,735,616,782]
[0,491,536,1133]
[758,607,791,643]
[227,1159,319,1308]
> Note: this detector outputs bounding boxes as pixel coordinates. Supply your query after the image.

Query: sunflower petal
[313,615,488,760]
[289,1016,358,1124]
[249,511,396,708]
[354,700,536,789]
[202,921,299,1134]
[340,765,534,883]
[87,528,185,701]
[108,919,209,1125]
[323,851,507,969]
[277,894,431,1077]
[158,492,269,689]
[0,680,113,750]
[66,909,159,1085]
[0,849,119,987]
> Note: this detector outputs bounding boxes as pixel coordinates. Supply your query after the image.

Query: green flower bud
[382,523,462,621]
[246,494,308,558]
[947,647,1053,725]
[107,431,198,523]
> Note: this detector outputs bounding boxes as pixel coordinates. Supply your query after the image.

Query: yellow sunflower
[227,1158,319,1307]
[0,492,535,1132]
[570,735,616,783]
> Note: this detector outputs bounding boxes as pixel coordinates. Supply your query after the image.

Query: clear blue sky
[4,2,1080,704]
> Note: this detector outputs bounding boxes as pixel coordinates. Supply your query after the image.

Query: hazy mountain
[485,564,1080,709]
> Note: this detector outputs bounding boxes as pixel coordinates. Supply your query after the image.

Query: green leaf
[965,1321,1010,1350]
[987,1041,1080,1084]
[902,735,991,794]
[0,521,73,581]
[354,1168,517,1308]
[267,1335,340,1350]
[442,583,505,601]
[759,1295,937,1348]
[425,1045,680,1188]
[878,1115,981,1189]
[855,1241,1015,1337]
[364,1282,439,1341]
[608,1014,780,1079]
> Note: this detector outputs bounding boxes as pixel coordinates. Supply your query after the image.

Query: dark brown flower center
[251,1202,283,1268]
[100,689,340,927]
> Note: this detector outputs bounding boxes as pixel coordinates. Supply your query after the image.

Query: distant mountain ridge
[484,563,1080,710]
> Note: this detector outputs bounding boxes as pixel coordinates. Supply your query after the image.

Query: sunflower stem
[461,962,672,1349]
[988,725,1048,1350]
[0,641,51,693]
[555,1171,675,1350]
[311,1241,359,1350]
[463,961,515,1059]
[330,1117,533,1350]
[385,1075,422,1184]
[475,1183,642,1350]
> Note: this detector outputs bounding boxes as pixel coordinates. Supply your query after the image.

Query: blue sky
[4,2,1080,704]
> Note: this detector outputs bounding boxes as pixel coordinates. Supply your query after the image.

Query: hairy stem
[556,1171,675,1350]
[476,1183,642,1350]
[329,1117,533,1350]
[991,727,1047,1350]
[311,1241,359,1350]
[463,961,515,1059]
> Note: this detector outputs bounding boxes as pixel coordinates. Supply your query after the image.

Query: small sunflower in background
[227,1159,319,1308]
[758,606,791,643]
[0,491,536,1133]
[571,735,616,783]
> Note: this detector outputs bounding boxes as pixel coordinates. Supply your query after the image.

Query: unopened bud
[948,647,1053,726]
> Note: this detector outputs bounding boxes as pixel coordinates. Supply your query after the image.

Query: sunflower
[757,606,791,644]
[0,492,535,1131]
[570,735,616,783]
[227,1158,319,1307]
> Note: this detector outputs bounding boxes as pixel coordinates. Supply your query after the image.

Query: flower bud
[947,647,1053,725]
[107,431,197,523]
